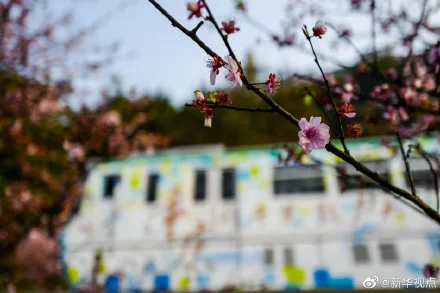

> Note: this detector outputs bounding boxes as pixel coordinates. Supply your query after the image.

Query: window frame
[146,173,160,203]
[379,242,399,263]
[352,243,371,264]
[103,174,121,199]
[194,169,207,202]
[273,165,325,195]
[222,168,236,201]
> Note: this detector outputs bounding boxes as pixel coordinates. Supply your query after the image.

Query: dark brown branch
[147,0,224,63]
[304,27,350,155]
[148,0,440,225]
[396,133,417,196]
[185,103,274,113]
[191,21,204,34]
[409,143,440,212]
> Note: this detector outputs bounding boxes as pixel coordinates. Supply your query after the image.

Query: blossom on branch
[224,55,242,88]
[336,102,356,118]
[192,90,207,110]
[312,20,327,39]
[214,91,232,106]
[207,55,222,85]
[298,116,330,154]
[222,20,240,35]
[429,41,440,74]
[203,107,214,128]
[346,123,363,138]
[266,73,281,94]
[187,1,206,19]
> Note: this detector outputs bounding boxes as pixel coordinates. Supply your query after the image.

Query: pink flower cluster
[207,55,242,88]
[312,21,327,39]
[298,116,330,154]
[187,1,206,19]
[266,73,281,94]
[192,90,232,127]
[429,41,440,74]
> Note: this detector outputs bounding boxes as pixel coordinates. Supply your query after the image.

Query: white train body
[62,137,440,291]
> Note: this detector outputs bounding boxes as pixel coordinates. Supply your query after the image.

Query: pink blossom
[346,123,363,138]
[312,20,327,39]
[221,21,240,35]
[203,107,214,128]
[192,90,207,110]
[429,41,440,73]
[224,55,242,88]
[207,55,222,85]
[266,73,281,93]
[336,103,356,118]
[298,116,330,154]
[187,1,205,19]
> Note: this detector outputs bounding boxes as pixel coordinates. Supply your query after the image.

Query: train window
[273,165,325,195]
[407,158,437,190]
[222,168,236,200]
[352,244,370,264]
[264,248,274,266]
[194,170,207,201]
[379,243,399,263]
[103,175,120,199]
[338,160,389,191]
[146,173,160,203]
[284,247,294,265]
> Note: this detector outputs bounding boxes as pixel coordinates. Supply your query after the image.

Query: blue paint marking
[104,275,120,292]
[314,268,354,289]
[264,271,275,284]
[143,260,156,275]
[197,274,210,289]
[154,274,170,291]
[406,261,422,275]
[199,250,262,265]
[352,223,375,243]
[284,284,301,290]
[427,233,440,255]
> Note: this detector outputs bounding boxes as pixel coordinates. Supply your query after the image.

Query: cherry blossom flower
[187,1,206,19]
[266,73,281,93]
[222,21,240,35]
[429,41,440,74]
[203,107,214,128]
[224,55,242,87]
[312,20,327,39]
[336,103,356,118]
[192,90,207,110]
[423,263,439,278]
[346,123,363,138]
[207,55,222,85]
[298,116,330,154]
[214,91,232,106]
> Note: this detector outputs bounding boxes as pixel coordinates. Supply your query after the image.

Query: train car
[62,136,440,291]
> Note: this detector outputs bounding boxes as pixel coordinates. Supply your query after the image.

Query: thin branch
[185,103,274,113]
[191,21,204,34]
[148,0,440,225]
[371,0,378,73]
[147,0,224,63]
[396,133,417,196]
[304,86,336,130]
[410,143,440,212]
[304,27,350,155]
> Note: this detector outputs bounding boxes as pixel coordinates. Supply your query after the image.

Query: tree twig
[396,132,417,197]
[304,27,350,155]
[147,0,440,225]
[185,103,274,113]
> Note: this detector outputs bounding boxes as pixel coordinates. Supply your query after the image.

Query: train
[62,136,440,291]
